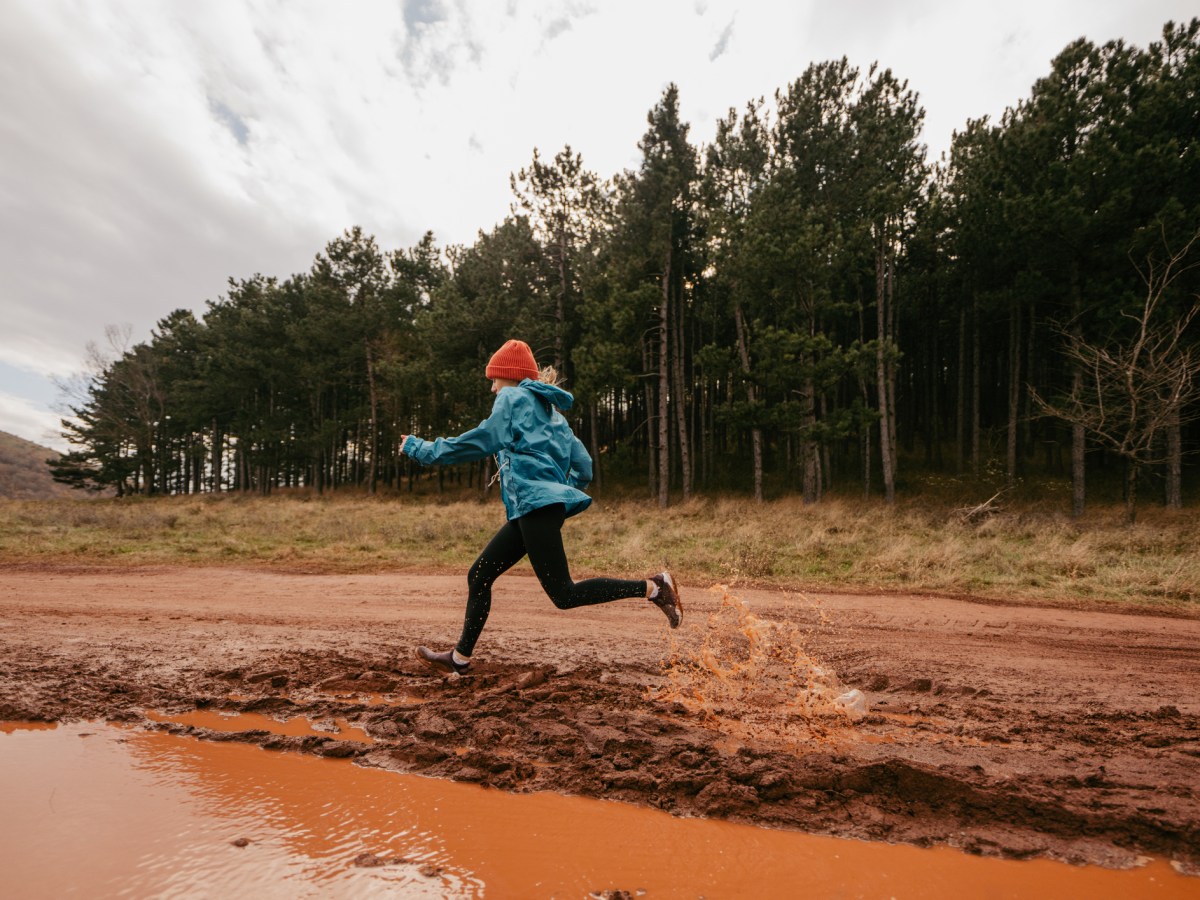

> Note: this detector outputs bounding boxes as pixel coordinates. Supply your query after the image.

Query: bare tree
[1034,234,1200,523]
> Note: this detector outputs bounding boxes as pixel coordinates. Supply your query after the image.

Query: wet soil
[1,566,1197,874]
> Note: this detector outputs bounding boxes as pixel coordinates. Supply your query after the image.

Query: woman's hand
[399,434,410,456]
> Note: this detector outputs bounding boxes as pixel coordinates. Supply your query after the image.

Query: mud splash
[656,587,862,746]
[3,721,1194,899]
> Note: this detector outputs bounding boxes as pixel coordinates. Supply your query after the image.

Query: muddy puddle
[146,709,375,743]
[2,721,1193,899]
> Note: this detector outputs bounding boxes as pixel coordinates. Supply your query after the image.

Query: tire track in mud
[1,568,1198,874]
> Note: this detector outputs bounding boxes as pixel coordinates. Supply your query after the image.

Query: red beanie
[485,339,539,381]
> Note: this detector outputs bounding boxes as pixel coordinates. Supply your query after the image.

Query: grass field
[2,488,1197,611]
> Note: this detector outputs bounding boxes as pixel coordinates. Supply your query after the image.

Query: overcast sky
[1,1,1193,450]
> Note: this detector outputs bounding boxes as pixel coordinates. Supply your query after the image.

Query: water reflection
[127,725,470,896]
[0,722,1193,899]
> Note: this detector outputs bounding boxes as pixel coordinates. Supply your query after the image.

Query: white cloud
[0,389,68,452]
[709,16,736,62]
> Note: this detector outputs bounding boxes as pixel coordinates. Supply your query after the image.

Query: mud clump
[352,852,410,868]
[246,670,289,688]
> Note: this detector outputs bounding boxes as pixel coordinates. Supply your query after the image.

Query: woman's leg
[456,518,528,657]
[518,504,646,609]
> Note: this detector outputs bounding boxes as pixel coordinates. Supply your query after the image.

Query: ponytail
[537,364,562,387]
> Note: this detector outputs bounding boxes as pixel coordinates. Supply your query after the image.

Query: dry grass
[1,491,1197,611]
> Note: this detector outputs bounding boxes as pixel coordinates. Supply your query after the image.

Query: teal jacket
[401,380,593,521]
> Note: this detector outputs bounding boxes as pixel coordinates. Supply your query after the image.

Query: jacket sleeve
[403,394,511,466]
[567,434,592,489]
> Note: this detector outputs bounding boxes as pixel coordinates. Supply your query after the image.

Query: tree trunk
[643,338,656,497]
[957,304,967,475]
[819,390,833,493]
[556,228,568,371]
[239,443,250,493]
[672,280,692,501]
[1166,415,1182,509]
[733,302,763,502]
[1070,263,1086,518]
[657,252,671,508]
[179,440,188,495]
[1125,459,1139,525]
[886,254,898,468]
[210,420,222,492]
[924,319,938,467]
[801,370,819,503]
[801,291,822,504]
[140,442,154,496]
[365,342,379,494]
[589,402,602,490]
[971,293,981,479]
[1006,301,1021,489]
[875,225,896,504]
[861,413,872,499]
[1024,300,1037,466]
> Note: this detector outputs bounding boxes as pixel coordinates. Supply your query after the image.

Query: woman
[400,338,682,676]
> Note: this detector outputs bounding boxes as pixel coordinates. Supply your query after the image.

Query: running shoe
[648,572,683,628]
[416,646,471,676]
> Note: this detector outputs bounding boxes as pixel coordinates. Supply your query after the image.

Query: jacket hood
[521,378,574,411]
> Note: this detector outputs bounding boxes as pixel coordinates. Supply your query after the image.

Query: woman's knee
[468,560,500,593]
[543,579,577,609]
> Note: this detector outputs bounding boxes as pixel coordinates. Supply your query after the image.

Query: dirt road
[1,566,1197,873]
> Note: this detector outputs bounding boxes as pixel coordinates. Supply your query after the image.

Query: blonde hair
[537,364,562,386]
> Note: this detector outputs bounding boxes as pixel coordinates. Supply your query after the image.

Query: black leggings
[456,503,646,657]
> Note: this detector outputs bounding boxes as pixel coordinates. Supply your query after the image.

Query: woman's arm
[402,394,513,466]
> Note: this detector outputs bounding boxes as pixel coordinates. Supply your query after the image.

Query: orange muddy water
[2,721,1193,899]
[145,709,375,743]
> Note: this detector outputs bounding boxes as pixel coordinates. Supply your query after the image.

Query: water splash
[653,586,866,746]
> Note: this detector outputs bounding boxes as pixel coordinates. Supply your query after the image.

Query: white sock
[451,649,470,666]
[647,580,660,600]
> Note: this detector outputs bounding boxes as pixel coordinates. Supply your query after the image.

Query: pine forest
[53,22,1200,521]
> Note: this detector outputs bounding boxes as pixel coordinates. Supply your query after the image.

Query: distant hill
[0,431,83,500]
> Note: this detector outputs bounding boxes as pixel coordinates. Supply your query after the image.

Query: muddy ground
[1,566,1197,874]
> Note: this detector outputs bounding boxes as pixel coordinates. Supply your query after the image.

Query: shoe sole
[659,573,683,628]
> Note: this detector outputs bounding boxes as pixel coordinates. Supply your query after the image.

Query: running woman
[400,338,682,676]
